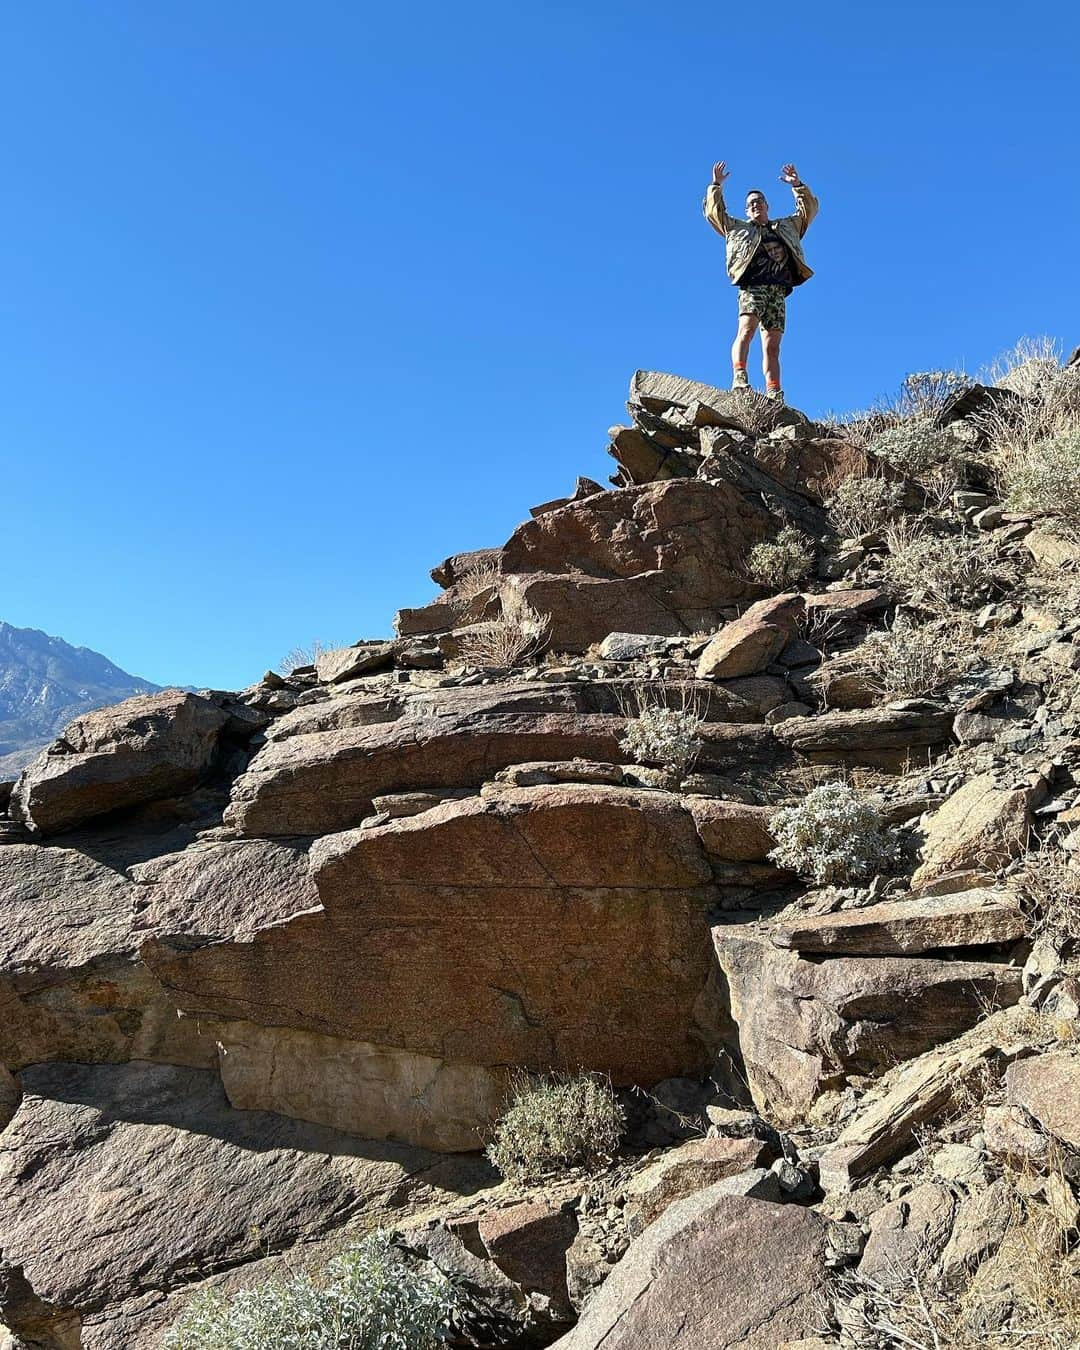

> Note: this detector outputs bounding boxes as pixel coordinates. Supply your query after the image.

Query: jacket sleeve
[702,183,736,237]
[790,181,819,237]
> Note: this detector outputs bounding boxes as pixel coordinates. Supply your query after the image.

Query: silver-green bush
[485,1072,624,1183]
[162,1230,459,1350]
[869,417,965,477]
[999,428,1080,542]
[882,522,1013,612]
[747,526,814,589]
[620,702,702,778]
[769,782,896,885]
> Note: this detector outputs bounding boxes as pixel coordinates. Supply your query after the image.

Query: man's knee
[737,316,759,338]
[762,328,783,352]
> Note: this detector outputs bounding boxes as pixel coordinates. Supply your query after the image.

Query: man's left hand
[779,163,800,185]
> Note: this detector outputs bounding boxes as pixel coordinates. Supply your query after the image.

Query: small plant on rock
[769,781,896,885]
[485,1071,625,1183]
[826,473,905,539]
[163,1229,460,1350]
[895,368,972,420]
[882,522,1014,612]
[747,526,815,589]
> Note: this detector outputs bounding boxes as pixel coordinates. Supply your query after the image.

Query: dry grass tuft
[881,522,1015,613]
[851,613,975,699]
[276,638,341,675]
[485,1071,625,1183]
[1015,840,1080,943]
[456,587,551,667]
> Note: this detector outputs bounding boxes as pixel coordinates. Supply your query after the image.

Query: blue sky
[2,1,1077,690]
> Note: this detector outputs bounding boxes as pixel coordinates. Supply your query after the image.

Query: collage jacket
[702,180,819,286]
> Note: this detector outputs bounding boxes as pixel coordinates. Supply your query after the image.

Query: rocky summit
[3,361,1080,1348]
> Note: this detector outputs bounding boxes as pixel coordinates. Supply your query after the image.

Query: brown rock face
[696,595,804,680]
[9,692,228,836]
[623,1136,771,1235]
[143,785,724,1147]
[1004,1051,1080,1149]
[498,479,773,649]
[551,1190,827,1350]
[715,930,1022,1124]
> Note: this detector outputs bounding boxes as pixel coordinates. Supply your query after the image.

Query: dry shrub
[456,587,551,667]
[882,521,1014,613]
[747,526,815,589]
[1015,841,1080,943]
[485,1071,625,1183]
[827,473,906,539]
[893,369,972,420]
[852,613,974,698]
[276,638,341,675]
[981,335,1068,399]
[998,428,1080,541]
[453,559,500,602]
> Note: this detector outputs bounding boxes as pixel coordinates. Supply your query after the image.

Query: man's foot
[731,367,750,391]
[765,388,785,404]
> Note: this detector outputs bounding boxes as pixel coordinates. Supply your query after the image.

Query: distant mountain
[0,621,162,778]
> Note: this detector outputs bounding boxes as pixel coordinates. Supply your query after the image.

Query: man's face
[746,193,769,224]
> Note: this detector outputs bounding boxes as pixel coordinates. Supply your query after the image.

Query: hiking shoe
[765,388,785,404]
[731,368,750,391]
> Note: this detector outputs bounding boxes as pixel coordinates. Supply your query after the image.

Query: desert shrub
[997,428,1080,542]
[869,417,966,477]
[163,1229,459,1350]
[485,1072,625,1183]
[853,614,974,698]
[826,473,906,538]
[619,685,704,778]
[747,526,815,589]
[983,335,1065,399]
[881,522,1013,612]
[457,587,551,667]
[768,782,895,884]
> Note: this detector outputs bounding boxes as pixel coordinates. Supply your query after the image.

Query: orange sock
[766,377,781,391]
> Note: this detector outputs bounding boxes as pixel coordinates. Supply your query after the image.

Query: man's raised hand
[779,163,800,185]
[713,160,731,186]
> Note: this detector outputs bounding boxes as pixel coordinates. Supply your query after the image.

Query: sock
[766,377,781,392]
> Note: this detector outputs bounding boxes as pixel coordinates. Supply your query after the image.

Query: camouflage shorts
[738,285,787,332]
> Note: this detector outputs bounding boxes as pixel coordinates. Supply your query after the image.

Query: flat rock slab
[768,888,1025,955]
[0,1062,487,1349]
[9,692,228,836]
[914,773,1041,885]
[771,703,953,766]
[551,1189,827,1349]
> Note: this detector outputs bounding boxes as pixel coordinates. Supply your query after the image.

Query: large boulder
[715,928,1022,1124]
[913,773,1042,885]
[551,1189,828,1349]
[0,1062,486,1349]
[1004,1050,1080,1149]
[696,595,804,680]
[143,785,725,1148]
[8,692,229,836]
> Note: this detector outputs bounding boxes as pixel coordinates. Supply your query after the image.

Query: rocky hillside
[2,354,1080,1348]
[0,622,161,777]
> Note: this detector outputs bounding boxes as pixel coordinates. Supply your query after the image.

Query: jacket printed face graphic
[701,181,819,288]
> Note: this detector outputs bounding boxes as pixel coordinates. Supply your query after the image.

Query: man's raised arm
[780,162,819,237]
[702,159,736,237]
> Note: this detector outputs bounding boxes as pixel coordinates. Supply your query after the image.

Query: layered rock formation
[3,366,1079,1348]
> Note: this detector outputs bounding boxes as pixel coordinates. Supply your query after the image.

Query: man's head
[745,190,769,224]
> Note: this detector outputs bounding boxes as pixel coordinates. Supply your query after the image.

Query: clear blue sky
[3,1,1077,690]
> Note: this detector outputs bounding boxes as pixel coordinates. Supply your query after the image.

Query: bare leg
[761,328,783,390]
[731,314,759,382]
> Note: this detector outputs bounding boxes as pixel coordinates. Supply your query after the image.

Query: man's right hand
[712,160,730,187]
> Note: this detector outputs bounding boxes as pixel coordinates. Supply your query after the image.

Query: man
[702,162,819,403]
